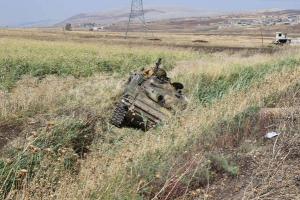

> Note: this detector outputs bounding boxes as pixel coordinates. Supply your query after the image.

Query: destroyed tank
[110,58,188,130]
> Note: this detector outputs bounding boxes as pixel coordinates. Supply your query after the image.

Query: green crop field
[0,37,198,90]
[0,29,299,200]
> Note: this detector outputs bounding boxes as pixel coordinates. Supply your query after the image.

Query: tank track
[110,102,128,128]
[144,120,157,131]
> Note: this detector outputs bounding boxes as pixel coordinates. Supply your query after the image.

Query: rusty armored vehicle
[110,58,188,130]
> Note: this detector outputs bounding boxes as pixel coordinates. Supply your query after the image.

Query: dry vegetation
[0,29,299,200]
[0,28,275,49]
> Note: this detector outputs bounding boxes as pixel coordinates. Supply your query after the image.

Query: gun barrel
[155,58,162,69]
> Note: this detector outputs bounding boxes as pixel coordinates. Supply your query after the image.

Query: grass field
[0,29,299,200]
[0,28,275,48]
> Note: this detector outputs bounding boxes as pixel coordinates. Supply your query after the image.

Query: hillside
[53,8,300,34]
[57,7,217,27]
[0,30,299,199]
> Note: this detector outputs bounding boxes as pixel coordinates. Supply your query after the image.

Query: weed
[0,118,96,198]
[197,57,300,105]
[1,31,300,199]
[209,154,239,177]
[0,38,198,90]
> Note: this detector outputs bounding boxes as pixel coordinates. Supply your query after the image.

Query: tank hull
[110,60,187,130]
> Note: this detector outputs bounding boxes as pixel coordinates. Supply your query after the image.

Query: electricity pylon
[125,0,149,38]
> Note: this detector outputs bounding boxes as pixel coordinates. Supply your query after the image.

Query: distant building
[83,23,96,28]
[89,26,105,31]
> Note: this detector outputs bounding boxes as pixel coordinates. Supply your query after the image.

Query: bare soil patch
[0,121,22,150]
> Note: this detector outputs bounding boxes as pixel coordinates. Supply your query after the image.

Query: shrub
[209,154,239,177]
[197,57,300,105]
[0,118,96,198]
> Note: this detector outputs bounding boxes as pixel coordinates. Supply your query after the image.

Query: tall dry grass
[0,32,299,199]
[0,37,198,90]
[53,49,300,199]
[0,29,274,48]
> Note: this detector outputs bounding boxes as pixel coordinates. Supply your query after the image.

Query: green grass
[264,82,300,107]
[34,118,96,155]
[1,34,300,199]
[209,154,239,176]
[0,118,96,199]
[196,57,300,105]
[0,38,199,90]
[104,72,300,199]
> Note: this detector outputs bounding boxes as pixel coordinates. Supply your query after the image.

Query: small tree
[65,23,72,31]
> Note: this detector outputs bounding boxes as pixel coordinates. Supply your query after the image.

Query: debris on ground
[193,39,209,43]
[147,38,162,41]
[265,131,280,139]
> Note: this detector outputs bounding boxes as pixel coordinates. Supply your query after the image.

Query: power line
[125,0,150,38]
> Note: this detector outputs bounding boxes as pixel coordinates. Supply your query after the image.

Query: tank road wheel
[110,102,128,128]
[141,119,157,131]
[145,121,156,131]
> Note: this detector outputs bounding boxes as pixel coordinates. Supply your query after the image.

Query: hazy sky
[0,0,300,26]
